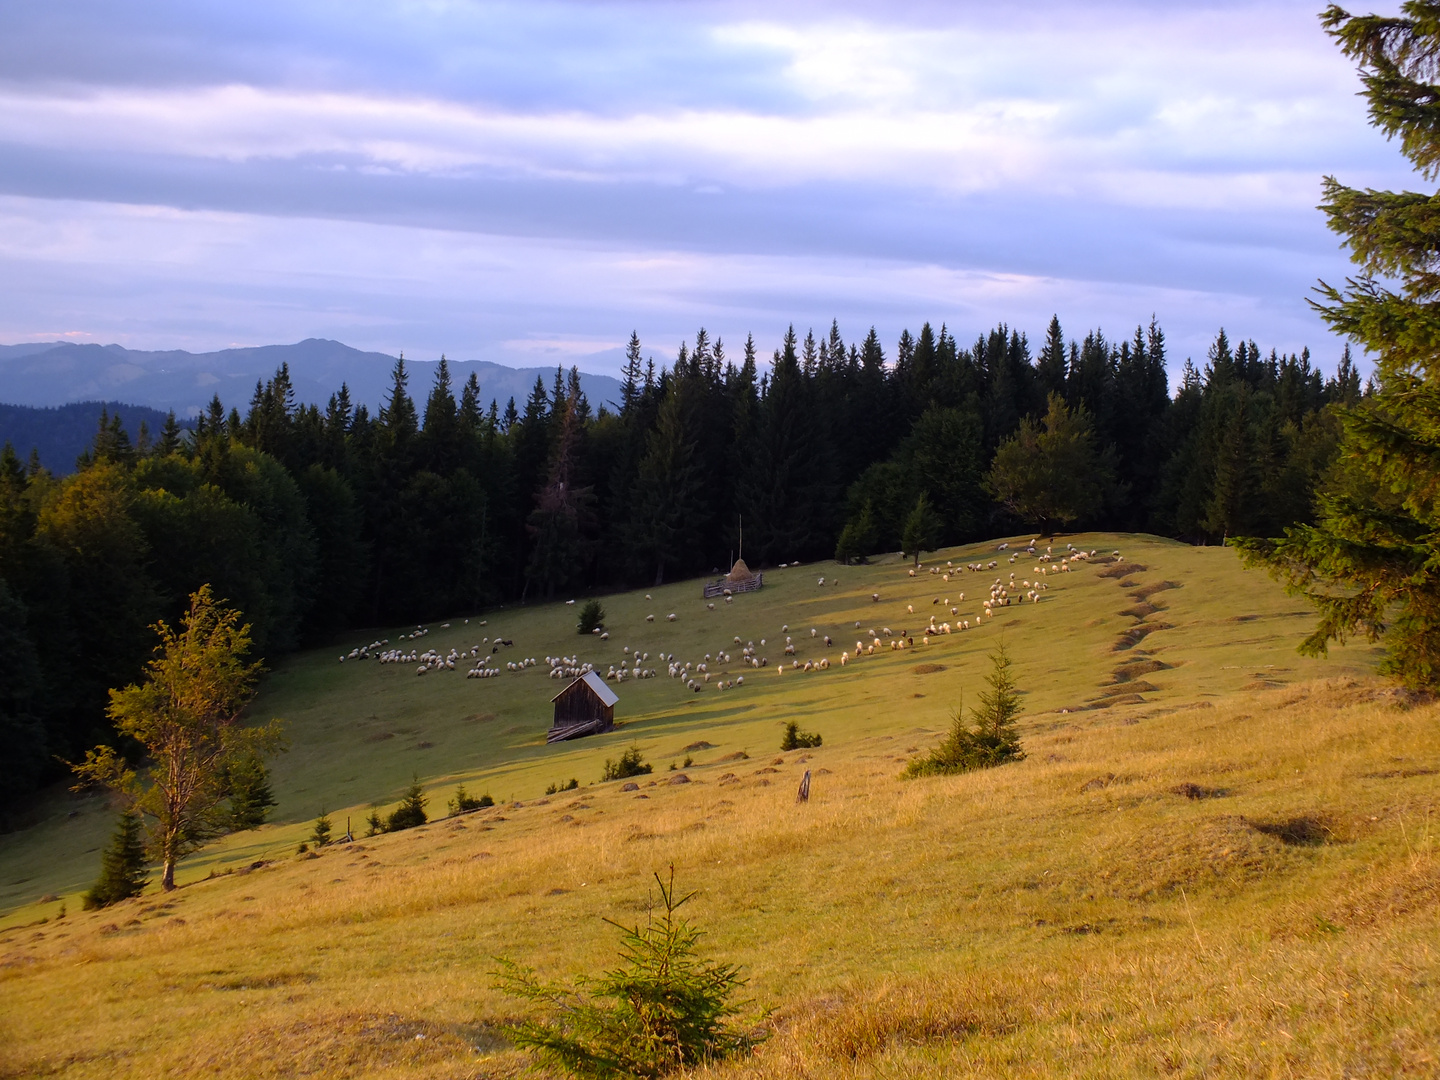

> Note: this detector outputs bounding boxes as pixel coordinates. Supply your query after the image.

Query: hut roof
[551,669,619,707]
[726,558,756,583]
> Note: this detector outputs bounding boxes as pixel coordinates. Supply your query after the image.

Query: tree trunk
[654,559,665,588]
[162,857,176,891]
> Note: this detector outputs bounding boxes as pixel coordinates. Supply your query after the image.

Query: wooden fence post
[796,769,811,804]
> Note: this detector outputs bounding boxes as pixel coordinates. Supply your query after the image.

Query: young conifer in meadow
[493,867,763,1079]
[905,641,1025,777]
[82,808,148,910]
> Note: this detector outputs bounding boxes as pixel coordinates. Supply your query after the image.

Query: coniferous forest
[0,317,1363,815]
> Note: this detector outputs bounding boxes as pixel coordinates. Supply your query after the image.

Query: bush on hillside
[602,747,651,782]
[364,809,384,837]
[904,642,1025,778]
[493,867,764,1078]
[545,779,579,795]
[449,785,494,815]
[577,599,605,635]
[83,809,148,910]
[780,721,822,751]
[386,776,428,831]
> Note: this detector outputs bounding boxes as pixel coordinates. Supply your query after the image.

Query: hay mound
[726,558,756,583]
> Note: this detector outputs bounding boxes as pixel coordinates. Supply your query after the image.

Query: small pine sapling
[365,809,385,837]
[904,641,1026,777]
[386,775,428,831]
[602,746,652,782]
[449,785,489,814]
[83,808,148,910]
[223,754,277,830]
[577,599,605,635]
[493,867,764,1078]
[779,721,822,751]
[310,808,332,847]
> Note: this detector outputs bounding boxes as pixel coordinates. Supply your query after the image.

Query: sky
[0,0,1419,381]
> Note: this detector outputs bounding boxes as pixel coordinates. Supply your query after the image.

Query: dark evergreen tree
[1237,4,1440,689]
[83,808,149,909]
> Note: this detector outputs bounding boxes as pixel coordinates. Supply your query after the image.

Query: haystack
[726,558,756,583]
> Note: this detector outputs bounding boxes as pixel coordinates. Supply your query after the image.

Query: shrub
[449,785,493,815]
[602,746,652,782]
[780,721,822,751]
[386,776,428,831]
[83,809,148,910]
[545,779,579,795]
[364,809,384,837]
[310,809,332,847]
[493,867,764,1078]
[904,642,1025,778]
[578,599,606,635]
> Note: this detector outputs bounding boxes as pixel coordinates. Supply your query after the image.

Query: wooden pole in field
[796,770,811,804]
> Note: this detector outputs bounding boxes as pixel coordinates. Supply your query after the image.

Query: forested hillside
[0,401,186,477]
[0,316,1359,817]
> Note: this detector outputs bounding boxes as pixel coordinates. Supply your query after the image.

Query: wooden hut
[547,671,619,743]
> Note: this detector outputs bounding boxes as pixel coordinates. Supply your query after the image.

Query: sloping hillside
[0,533,1378,917]
[1,536,1436,1078]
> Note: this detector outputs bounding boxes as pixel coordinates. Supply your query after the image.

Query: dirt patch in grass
[1119,603,1159,620]
[1113,624,1172,651]
[1094,681,1159,697]
[363,731,395,743]
[1112,658,1172,682]
[1247,814,1338,846]
[1130,580,1182,603]
[1170,782,1227,800]
[682,741,714,752]
[911,663,947,675]
[1099,563,1148,578]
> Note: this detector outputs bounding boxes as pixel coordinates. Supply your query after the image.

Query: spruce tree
[1237,5,1440,689]
[83,808,148,909]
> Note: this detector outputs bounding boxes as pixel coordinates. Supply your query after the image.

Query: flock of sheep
[333,540,1120,701]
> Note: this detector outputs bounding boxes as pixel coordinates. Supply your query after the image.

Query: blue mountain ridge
[0,338,625,420]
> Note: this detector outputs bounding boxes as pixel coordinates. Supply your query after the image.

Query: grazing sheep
[707,602,716,610]
[646,614,655,622]
[667,614,678,621]
[872,593,880,602]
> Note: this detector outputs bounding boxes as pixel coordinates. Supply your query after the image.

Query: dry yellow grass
[3,672,1437,1078]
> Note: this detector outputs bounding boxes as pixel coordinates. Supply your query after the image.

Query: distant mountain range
[0,338,625,420]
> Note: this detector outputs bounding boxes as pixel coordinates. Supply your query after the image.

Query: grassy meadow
[3,534,1437,1077]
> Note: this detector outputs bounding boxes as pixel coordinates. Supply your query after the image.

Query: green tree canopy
[988,393,1118,536]
[73,586,283,890]
[1236,4,1440,689]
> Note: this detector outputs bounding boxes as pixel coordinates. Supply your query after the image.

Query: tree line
[0,317,1361,816]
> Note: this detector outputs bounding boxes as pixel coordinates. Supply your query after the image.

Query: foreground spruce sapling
[493,867,764,1079]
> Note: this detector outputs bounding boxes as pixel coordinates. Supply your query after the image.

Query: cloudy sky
[0,0,1416,378]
